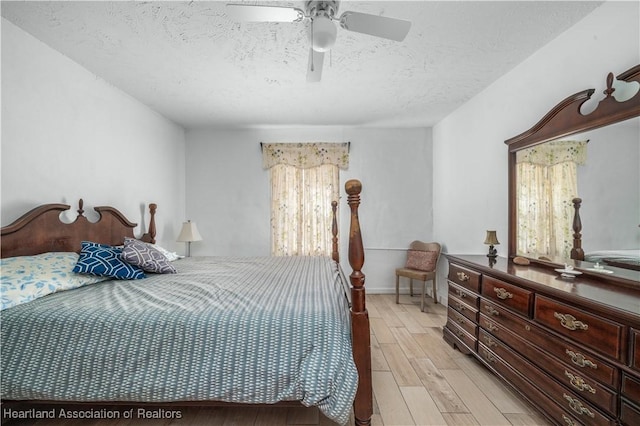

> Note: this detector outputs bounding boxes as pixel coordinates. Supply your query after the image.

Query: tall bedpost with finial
[331,201,339,263]
[141,203,157,244]
[345,179,372,426]
[571,197,584,261]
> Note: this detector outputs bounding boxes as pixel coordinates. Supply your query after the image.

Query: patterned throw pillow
[121,238,177,274]
[73,241,146,280]
[405,250,438,272]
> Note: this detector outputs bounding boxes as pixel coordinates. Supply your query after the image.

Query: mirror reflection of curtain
[262,143,349,256]
[516,140,587,258]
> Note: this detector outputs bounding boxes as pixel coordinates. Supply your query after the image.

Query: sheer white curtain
[516,140,587,258]
[262,143,348,256]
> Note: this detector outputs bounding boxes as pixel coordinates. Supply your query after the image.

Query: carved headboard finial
[77,199,85,217]
[604,72,615,98]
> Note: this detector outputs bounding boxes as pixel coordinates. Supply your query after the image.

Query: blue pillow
[73,241,146,280]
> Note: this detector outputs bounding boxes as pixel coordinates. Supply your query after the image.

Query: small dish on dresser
[555,268,583,278]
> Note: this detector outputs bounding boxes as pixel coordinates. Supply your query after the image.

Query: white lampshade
[177,220,202,242]
[312,15,337,52]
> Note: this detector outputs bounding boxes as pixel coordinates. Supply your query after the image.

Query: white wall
[185,127,433,293]
[432,1,640,302]
[1,19,187,250]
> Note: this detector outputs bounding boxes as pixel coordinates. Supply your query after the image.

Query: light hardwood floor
[9,294,550,426]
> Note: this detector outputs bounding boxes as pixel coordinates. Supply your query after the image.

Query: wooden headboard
[1,199,156,258]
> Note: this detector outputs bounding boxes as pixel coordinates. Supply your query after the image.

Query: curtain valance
[262,143,349,170]
[516,140,588,166]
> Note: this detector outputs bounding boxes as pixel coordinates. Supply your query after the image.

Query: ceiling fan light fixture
[311,15,337,52]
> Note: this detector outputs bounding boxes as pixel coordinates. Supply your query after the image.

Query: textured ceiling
[1,1,602,129]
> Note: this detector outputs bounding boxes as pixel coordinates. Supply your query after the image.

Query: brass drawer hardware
[562,394,595,418]
[554,312,589,331]
[454,329,465,338]
[481,348,497,363]
[456,272,470,282]
[486,322,498,332]
[455,302,466,311]
[494,287,513,300]
[455,289,466,298]
[564,370,596,394]
[562,414,576,426]
[565,349,597,369]
[455,314,465,324]
[483,336,497,348]
[485,305,500,316]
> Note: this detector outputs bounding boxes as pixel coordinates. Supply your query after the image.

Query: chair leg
[409,278,414,297]
[395,274,400,304]
[432,276,438,304]
[420,280,426,312]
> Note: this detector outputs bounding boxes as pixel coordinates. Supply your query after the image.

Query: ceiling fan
[226,1,412,82]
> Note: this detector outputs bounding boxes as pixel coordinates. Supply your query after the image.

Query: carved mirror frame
[504,64,640,275]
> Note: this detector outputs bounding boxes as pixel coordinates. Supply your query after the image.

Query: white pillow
[153,244,182,261]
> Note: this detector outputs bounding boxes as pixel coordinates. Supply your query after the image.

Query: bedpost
[141,203,157,244]
[570,197,584,261]
[331,200,339,263]
[345,179,372,426]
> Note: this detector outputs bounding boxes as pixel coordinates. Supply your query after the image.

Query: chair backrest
[405,241,441,272]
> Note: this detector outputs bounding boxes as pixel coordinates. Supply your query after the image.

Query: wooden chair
[395,241,441,311]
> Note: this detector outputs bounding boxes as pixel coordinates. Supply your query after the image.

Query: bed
[0,179,372,426]
[570,197,640,271]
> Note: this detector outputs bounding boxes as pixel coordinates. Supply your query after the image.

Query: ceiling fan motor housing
[306,1,338,19]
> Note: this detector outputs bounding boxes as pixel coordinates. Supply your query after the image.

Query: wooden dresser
[443,255,640,426]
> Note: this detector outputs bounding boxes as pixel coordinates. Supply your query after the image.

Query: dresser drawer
[480,310,617,387]
[631,328,640,372]
[621,398,640,426]
[449,294,478,323]
[482,275,532,316]
[448,282,479,309]
[534,295,625,361]
[479,326,617,416]
[448,307,477,337]
[622,373,640,402]
[479,342,614,426]
[477,342,584,426]
[448,263,481,293]
[445,320,477,352]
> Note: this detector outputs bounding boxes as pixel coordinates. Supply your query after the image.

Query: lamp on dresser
[177,220,202,257]
[484,230,499,258]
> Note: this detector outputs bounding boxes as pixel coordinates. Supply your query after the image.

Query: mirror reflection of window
[516,140,587,258]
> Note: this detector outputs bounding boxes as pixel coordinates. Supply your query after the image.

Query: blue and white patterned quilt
[1,256,357,425]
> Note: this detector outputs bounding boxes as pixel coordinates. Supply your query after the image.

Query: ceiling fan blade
[226,4,305,22]
[339,11,411,41]
[307,48,324,83]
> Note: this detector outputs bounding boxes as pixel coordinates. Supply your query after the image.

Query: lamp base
[487,245,498,258]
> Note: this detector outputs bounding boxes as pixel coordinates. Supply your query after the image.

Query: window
[262,143,349,256]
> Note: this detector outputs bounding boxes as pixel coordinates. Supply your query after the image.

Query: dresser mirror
[505,64,640,284]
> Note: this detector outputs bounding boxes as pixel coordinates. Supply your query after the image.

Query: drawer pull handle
[494,288,513,300]
[454,329,465,338]
[486,322,498,332]
[554,312,589,331]
[486,305,500,316]
[562,414,576,426]
[455,302,466,311]
[562,394,595,418]
[564,370,596,394]
[455,289,466,298]
[481,348,497,363]
[565,349,597,369]
[456,272,470,282]
[483,336,497,348]
[455,314,465,324]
